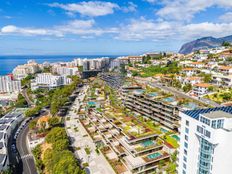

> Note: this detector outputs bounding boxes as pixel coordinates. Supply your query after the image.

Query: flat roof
[204,110,232,119]
[184,106,232,120]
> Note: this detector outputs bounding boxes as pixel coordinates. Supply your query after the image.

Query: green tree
[48,117,60,127]
[222,41,231,47]
[183,84,192,92]
[15,93,27,107]
[29,120,37,130]
[45,127,68,144]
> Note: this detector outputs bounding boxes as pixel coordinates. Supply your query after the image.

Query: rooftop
[204,110,232,119]
[184,106,232,120]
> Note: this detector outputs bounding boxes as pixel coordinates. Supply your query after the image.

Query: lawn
[164,135,179,148]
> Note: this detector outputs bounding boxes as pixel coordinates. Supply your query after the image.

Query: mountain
[179,35,232,54]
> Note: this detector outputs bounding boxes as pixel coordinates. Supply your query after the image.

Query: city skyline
[1,0,232,55]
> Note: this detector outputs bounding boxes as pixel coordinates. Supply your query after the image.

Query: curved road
[16,123,38,174]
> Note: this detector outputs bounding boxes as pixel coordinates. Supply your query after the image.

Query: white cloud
[115,18,177,41]
[144,0,156,3]
[219,12,232,23]
[121,2,137,13]
[156,0,232,21]
[48,1,119,17]
[181,22,232,39]
[0,19,115,37]
[1,25,62,36]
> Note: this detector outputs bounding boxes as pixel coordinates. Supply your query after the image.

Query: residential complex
[0,75,21,93]
[13,60,41,80]
[31,73,71,90]
[121,88,180,130]
[178,106,232,174]
[52,65,79,76]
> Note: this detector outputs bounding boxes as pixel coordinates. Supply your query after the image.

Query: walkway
[65,85,115,174]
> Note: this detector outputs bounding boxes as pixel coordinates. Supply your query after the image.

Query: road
[22,88,34,107]
[148,82,221,107]
[16,122,38,174]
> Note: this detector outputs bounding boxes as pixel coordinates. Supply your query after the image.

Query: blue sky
[1,0,232,55]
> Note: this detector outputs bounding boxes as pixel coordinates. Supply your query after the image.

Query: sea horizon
[0,55,121,75]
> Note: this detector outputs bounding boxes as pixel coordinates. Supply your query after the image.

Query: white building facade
[31,73,71,90]
[0,76,21,93]
[178,106,232,174]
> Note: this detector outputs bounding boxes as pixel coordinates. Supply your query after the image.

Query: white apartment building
[52,65,79,76]
[0,76,21,93]
[193,83,212,96]
[31,73,71,90]
[178,106,232,174]
[13,60,41,80]
[212,74,232,87]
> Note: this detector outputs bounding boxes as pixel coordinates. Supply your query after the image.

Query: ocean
[0,55,118,75]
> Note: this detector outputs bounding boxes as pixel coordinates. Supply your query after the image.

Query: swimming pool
[184,102,198,110]
[88,101,96,106]
[147,152,162,159]
[171,134,180,141]
[141,140,154,147]
[163,97,175,103]
[160,128,168,133]
[147,92,158,97]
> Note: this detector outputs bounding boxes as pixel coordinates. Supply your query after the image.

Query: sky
[1,0,232,55]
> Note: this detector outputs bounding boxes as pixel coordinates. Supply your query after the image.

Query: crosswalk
[21,154,33,159]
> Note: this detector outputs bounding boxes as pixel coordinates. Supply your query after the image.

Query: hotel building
[178,106,232,174]
[31,73,71,91]
[0,76,21,93]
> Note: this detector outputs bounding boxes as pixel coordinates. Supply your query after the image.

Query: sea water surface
[0,55,117,75]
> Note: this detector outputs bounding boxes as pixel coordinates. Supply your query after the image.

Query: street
[16,122,38,174]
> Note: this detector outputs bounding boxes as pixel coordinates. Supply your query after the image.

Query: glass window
[204,130,211,138]
[217,119,224,128]
[183,163,187,169]
[211,120,216,129]
[184,142,188,148]
[184,156,187,162]
[186,120,189,126]
[185,135,188,141]
[185,127,189,134]
[197,126,203,134]
[184,149,187,155]
[183,170,186,174]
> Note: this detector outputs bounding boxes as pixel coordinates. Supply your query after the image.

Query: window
[184,149,188,155]
[183,170,186,174]
[183,163,187,169]
[185,135,188,141]
[211,120,216,129]
[200,116,210,126]
[217,119,224,129]
[204,130,211,138]
[185,127,189,134]
[184,142,188,148]
[197,126,203,134]
[186,120,189,126]
[184,156,187,162]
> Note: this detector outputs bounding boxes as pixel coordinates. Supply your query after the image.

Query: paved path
[65,86,115,174]
[16,123,38,174]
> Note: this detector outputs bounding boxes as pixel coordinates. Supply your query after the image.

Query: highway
[16,122,38,174]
